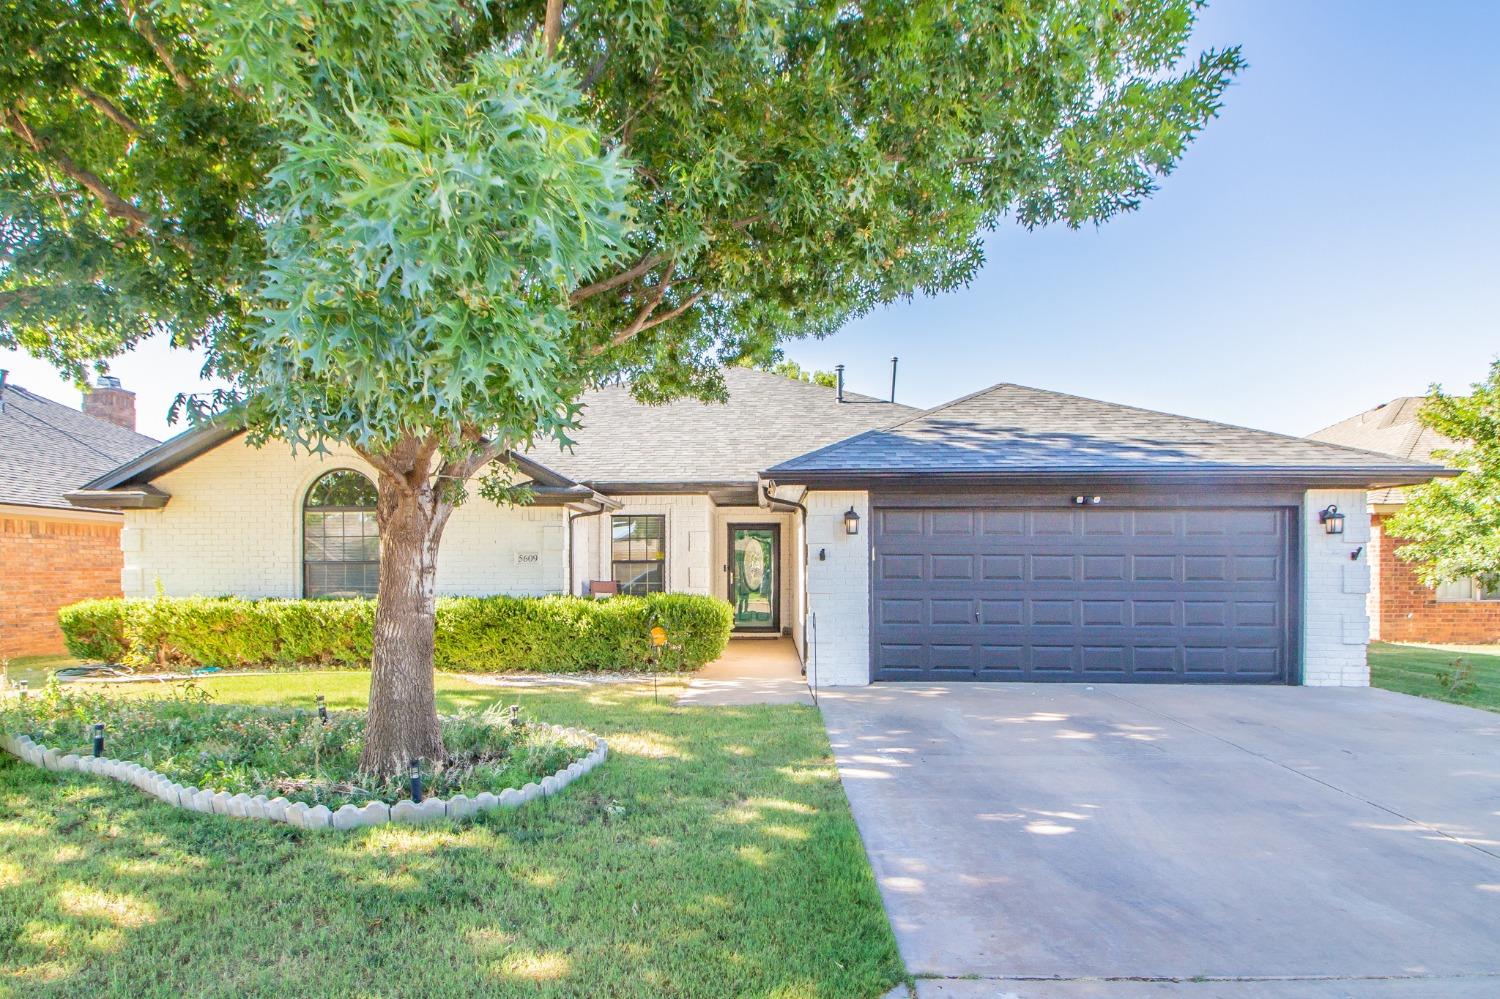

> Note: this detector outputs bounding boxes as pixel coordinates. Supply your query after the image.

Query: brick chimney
[83,375,136,431]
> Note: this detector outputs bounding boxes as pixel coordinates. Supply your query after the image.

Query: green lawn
[1,655,85,691]
[1368,641,1500,713]
[0,673,903,998]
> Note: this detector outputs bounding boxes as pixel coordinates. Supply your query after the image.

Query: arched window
[303,470,379,597]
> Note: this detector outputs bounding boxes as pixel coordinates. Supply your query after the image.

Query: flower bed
[0,683,607,831]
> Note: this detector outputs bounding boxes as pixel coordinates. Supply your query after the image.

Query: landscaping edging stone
[0,723,607,833]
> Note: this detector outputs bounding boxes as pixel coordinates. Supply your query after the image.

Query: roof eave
[65,485,172,510]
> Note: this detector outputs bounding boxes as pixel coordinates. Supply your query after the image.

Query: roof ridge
[938,381,1434,466]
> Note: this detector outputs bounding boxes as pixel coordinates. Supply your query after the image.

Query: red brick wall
[0,511,123,658]
[1374,514,1500,644]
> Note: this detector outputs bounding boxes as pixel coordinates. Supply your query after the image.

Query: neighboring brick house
[1310,396,1496,644]
[73,368,1443,686]
[0,375,157,658]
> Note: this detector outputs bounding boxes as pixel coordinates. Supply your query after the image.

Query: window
[611,514,666,595]
[303,470,379,597]
[1434,577,1500,602]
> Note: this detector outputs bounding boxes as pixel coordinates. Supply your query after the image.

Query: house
[67,368,1443,686]
[1309,397,1495,644]
[0,375,158,657]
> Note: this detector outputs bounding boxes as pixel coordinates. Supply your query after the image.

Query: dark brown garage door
[871,506,1296,683]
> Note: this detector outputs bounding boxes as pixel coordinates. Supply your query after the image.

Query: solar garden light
[16,679,27,699]
[409,759,423,804]
[316,694,328,725]
[508,704,520,729]
[92,723,105,758]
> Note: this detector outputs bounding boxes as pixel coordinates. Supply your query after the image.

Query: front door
[728,524,780,633]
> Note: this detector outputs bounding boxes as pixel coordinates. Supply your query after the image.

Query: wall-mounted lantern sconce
[843,507,860,535]
[1319,504,1345,535]
[1072,495,1102,506]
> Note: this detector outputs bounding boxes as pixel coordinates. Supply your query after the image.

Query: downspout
[566,497,613,596]
[761,481,810,675]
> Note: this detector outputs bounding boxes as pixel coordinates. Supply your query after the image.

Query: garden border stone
[0,721,607,833]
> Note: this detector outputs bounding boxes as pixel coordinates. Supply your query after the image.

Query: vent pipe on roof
[0,369,7,413]
[890,357,898,403]
[834,364,844,403]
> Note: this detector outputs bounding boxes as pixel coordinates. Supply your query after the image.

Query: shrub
[57,599,128,662]
[58,594,733,674]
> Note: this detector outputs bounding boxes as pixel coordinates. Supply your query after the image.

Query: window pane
[1435,578,1475,602]
[304,470,379,597]
[613,562,664,596]
[611,515,666,590]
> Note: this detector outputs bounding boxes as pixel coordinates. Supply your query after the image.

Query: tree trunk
[358,449,452,776]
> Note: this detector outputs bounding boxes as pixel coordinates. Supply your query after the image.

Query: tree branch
[635,289,702,335]
[353,443,418,498]
[593,287,703,356]
[580,51,609,91]
[1,107,150,234]
[569,249,670,305]
[74,85,144,134]
[543,0,564,58]
[122,2,191,91]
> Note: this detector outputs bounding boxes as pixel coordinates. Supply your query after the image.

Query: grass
[1,655,85,691]
[1368,641,1500,712]
[0,672,903,998]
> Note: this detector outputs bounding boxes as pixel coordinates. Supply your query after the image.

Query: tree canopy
[3,0,1244,465]
[1387,362,1500,589]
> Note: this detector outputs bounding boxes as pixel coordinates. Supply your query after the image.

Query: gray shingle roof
[1307,397,1454,503]
[767,382,1448,481]
[0,384,159,511]
[534,367,917,486]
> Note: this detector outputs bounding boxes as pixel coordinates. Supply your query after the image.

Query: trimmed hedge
[59,594,733,674]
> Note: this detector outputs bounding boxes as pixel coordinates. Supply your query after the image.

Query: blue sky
[2,0,1495,441]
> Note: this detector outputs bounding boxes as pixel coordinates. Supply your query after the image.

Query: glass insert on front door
[732,528,776,630]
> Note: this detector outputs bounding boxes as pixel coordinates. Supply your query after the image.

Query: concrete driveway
[820,684,1500,998]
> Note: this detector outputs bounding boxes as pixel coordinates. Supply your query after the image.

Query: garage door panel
[872,504,1293,683]
[930,554,975,581]
[930,599,973,625]
[1031,555,1075,580]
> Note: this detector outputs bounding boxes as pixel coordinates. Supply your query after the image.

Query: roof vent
[835,364,845,403]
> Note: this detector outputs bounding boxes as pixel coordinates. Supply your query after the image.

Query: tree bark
[358,443,452,776]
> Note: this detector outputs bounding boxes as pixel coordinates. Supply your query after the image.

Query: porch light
[843,507,860,536]
[1319,504,1345,535]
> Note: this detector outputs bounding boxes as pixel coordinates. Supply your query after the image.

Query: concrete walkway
[676,637,812,706]
[823,683,1500,998]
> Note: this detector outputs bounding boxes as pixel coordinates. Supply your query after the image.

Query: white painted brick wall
[1302,488,1372,686]
[121,438,565,599]
[803,490,870,686]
